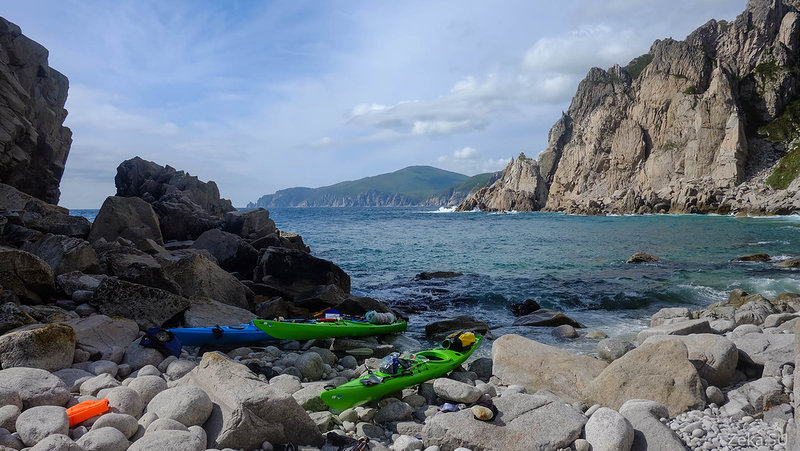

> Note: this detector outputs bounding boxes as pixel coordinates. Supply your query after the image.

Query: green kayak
[320,335,483,410]
[252,318,407,341]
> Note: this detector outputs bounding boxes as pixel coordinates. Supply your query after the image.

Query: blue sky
[4,0,745,208]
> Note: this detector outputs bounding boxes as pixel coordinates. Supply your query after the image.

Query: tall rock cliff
[0,17,71,205]
[459,0,800,214]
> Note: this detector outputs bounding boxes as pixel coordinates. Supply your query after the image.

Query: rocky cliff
[459,0,800,215]
[0,17,71,205]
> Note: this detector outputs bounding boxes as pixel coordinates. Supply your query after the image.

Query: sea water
[74,207,800,353]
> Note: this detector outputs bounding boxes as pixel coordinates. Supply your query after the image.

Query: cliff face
[459,0,800,214]
[456,153,546,211]
[0,17,71,205]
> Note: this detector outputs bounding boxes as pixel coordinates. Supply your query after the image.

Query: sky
[3,0,746,208]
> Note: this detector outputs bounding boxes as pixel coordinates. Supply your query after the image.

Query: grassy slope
[759,98,800,189]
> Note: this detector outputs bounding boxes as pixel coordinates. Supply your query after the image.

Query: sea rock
[585,340,705,417]
[509,299,541,316]
[734,300,776,326]
[0,302,36,335]
[0,323,76,371]
[733,253,771,262]
[764,312,799,328]
[552,324,579,338]
[177,351,322,448]
[727,289,771,309]
[415,271,463,280]
[181,297,256,328]
[146,385,212,427]
[67,315,138,361]
[24,234,99,275]
[626,252,660,263]
[94,242,180,293]
[642,334,738,387]
[455,153,547,212]
[75,426,129,451]
[777,258,800,268]
[0,18,71,205]
[732,332,795,371]
[222,208,277,239]
[721,376,788,418]
[433,378,481,404]
[15,405,69,446]
[649,307,691,327]
[619,399,685,451]
[192,228,258,277]
[87,196,163,246]
[492,334,606,403]
[127,429,205,451]
[635,319,712,343]
[0,246,55,304]
[55,271,105,297]
[425,315,489,338]
[597,338,636,362]
[422,393,586,450]
[127,375,167,405]
[253,246,350,297]
[91,278,190,329]
[512,309,582,328]
[584,407,634,451]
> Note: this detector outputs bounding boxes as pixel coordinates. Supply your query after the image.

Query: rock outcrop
[458,0,800,215]
[0,17,71,205]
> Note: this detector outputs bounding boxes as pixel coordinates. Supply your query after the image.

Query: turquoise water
[74,207,800,352]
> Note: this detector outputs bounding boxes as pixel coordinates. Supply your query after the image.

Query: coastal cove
[121,207,800,352]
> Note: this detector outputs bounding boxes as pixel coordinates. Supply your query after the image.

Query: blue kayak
[168,321,274,347]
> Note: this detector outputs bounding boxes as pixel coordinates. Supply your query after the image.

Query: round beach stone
[28,433,81,451]
[102,386,144,418]
[15,405,69,446]
[122,340,164,370]
[127,375,167,405]
[471,405,494,420]
[597,338,635,362]
[0,367,70,408]
[393,434,424,451]
[356,421,385,438]
[433,378,481,404]
[584,406,634,451]
[339,355,358,369]
[80,373,120,396]
[157,355,178,373]
[53,368,94,392]
[374,401,413,424]
[137,365,162,377]
[552,324,579,338]
[268,374,303,394]
[706,386,724,405]
[92,412,139,438]
[75,426,128,451]
[128,429,204,451]
[146,385,212,427]
[294,352,324,381]
[165,359,196,380]
[145,417,189,433]
[0,404,20,431]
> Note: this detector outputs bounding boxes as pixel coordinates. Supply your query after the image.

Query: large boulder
[146,386,213,427]
[0,323,75,370]
[635,319,712,343]
[0,246,55,304]
[178,352,323,449]
[192,228,258,277]
[422,393,586,450]
[87,196,163,246]
[162,251,251,309]
[223,208,276,239]
[619,399,685,451]
[95,242,181,294]
[731,331,795,374]
[91,278,190,329]
[492,334,607,403]
[254,246,350,296]
[55,271,106,297]
[24,234,99,275]
[425,315,490,338]
[67,315,139,361]
[0,302,36,335]
[721,376,788,418]
[585,340,705,417]
[181,298,257,328]
[584,407,634,451]
[512,308,582,328]
[0,367,70,408]
[642,334,738,387]
[0,16,71,206]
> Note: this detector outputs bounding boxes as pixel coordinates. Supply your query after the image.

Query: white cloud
[454,147,478,159]
[437,147,510,175]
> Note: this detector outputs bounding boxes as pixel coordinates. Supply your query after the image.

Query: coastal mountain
[249,166,495,208]
[459,0,800,215]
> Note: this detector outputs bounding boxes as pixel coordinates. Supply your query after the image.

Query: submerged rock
[425,315,489,338]
[626,252,660,263]
[512,308,582,328]
[732,253,771,262]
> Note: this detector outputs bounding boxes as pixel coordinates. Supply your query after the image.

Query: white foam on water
[674,284,729,304]
[734,277,800,298]
[771,254,795,262]
[421,206,457,214]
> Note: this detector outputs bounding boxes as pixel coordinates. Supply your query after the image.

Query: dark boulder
[513,309,582,328]
[1,222,43,247]
[254,247,350,297]
[0,246,55,304]
[777,258,800,268]
[192,228,258,278]
[250,232,310,253]
[253,296,309,320]
[425,315,489,339]
[510,299,541,316]
[336,295,394,317]
[0,302,37,335]
[292,284,349,312]
[24,234,99,275]
[91,278,191,329]
[25,213,91,238]
[626,252,660,263]
[223,208,276,239]
[154,192,225,241]
[88,196,163,246]
[415,271,463,280]
[162,251,252,309]
[732,253,771,262]
[94,241,181,294]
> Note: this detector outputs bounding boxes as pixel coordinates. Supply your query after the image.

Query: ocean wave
[730,277,800,298]
[422,206,457,214]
